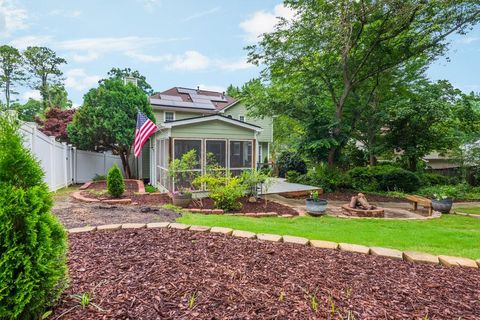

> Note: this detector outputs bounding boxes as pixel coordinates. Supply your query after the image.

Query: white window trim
[164,111,176,122]
[239,115,246,122]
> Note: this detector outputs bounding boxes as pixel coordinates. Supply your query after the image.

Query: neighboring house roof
[159,114,263,132]
[150,87,237,111]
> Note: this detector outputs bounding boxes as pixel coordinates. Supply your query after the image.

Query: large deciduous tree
[107,67,154,95]
[248,0,480,166]
[0,45,25,109]
[35,108,75,143]
[23,47,66,109]
[68,79,155,178]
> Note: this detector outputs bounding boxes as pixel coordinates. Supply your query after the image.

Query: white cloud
[240,4,295,43]
[22,90,41,101]
[71,51,100,62]
[196,84,225,93]
[9,35,53,49]
[138,0,161,12]
[125,51,172,63]
[182,7,220,22]
[169,51,210,71]
[64,68,101,91]
[0,0,28,36]
[49,9,82,18]
[217,57,254,71]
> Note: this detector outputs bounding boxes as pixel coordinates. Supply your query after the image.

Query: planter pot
[306,198,328,216]
[431,198,453,214]
[172,193,192,208]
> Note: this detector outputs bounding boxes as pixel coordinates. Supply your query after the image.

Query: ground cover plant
[178,213,480,259]
[0,114,67,319]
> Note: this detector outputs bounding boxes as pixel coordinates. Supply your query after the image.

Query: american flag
[134,112,156,158]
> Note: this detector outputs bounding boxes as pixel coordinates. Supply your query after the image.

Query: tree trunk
[408,156,417,172]
[119,151,132,179]
[369,153,377,166]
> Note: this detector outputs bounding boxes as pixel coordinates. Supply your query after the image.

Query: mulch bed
[190,197,298,215]
[53,229,480,319]
[284,191,407,203]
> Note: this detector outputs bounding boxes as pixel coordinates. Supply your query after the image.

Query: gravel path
[52,228,480,319]
[52,189,179,228]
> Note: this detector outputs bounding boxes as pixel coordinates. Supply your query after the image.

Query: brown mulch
[53,229,480,319]
[88,180,139,193]
[190,197,298,215]
[284,191,407,203]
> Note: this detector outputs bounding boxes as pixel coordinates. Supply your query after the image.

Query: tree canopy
[68,78,155,178]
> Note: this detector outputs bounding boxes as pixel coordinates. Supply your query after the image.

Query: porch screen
[206,140,226,168]
[173,139,202,190]
[229,140,252,175]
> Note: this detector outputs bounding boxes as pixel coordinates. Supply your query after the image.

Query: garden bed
[189,197,298,216]
[52,228,480,319]
[282,191,406,203]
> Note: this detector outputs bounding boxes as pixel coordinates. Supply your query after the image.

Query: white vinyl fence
[20,122,125,191]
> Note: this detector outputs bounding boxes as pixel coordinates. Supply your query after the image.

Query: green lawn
[455,206,480,215]
[177,213,480,259]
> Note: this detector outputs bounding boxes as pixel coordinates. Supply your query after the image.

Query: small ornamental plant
[0,114,68,319]
[107,163,125,198]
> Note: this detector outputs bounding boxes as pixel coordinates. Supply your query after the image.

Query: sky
[1,0,479,108]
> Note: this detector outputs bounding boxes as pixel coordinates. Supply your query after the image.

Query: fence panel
[20,122,126,190]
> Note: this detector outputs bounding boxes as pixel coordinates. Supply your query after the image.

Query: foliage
[145,184,157,193]
[107,163,125,198]
[92,174,106,181]
[0,114,67,319]
[35,107,75,142]
[417,184,480,201]
[348,165,420,192]
[417,173,451,187]
[178,213,480,259]
[379,168,420,193]
[226,84,241,98]
[23,47,66,109]
[0,45,25,109]
[107,67,154,95]
[48,85,72,109]
[194,172,246,212]
[303,164,351,192]
[246,0,480,166]
[168,149,199,193]
[276,151,307,178]
[240,169,270,197]
[12,98,43,122]
[68,78,154,178]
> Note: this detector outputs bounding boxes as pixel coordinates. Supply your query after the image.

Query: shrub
[145,184,157,193]
[285,170,301,183]
[379,168,421,192]
[348,165,420,192]
[417,183,480,200]
[107,163,125,198]
[0,114,67,319]
[418,172,450,187]
[305,164,351,192]
[240,170,270,196]
[276,151,307,178]
[92,173,106,181]
[194,172,246,212]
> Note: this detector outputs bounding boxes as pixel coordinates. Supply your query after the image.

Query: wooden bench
[405,195,432,216]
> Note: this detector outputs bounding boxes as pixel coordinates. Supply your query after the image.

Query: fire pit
[341,193,384,217]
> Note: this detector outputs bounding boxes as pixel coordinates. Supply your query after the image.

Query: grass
[455,206,480,215]
[177,213,480,259]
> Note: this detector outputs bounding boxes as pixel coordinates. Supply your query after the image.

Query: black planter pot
[432,198,453,214]
[305,198,328,216]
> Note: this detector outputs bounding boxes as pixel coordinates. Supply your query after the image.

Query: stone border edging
[67,223,480,270]
[73,179,149,205]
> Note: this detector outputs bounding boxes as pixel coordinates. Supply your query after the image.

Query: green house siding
[154,110,205,124]
[170,120,256,139]
[223,102,273,142]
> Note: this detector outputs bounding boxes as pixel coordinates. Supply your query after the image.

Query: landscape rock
[403,251,439,265]
[370,247,403,260]
[257,233,282,242]
[232,230,256,239]
[310,240,338,250]
[210,227,233,235]
[338,243,370,254]
[283,235,309,245]
[121,223,146,229]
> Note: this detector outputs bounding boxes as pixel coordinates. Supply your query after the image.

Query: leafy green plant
[306,164,351,192]
[194,172,246,212]
[379,168,420,192]
[145,184,157,193]
[276,151,307,178]
[168,149,199,193]
[310,190,319,201]
[0,114,68,319]
[240,169,270,197]
[107,163,125,198]
[92,173,106,181]
[70,292,104,311]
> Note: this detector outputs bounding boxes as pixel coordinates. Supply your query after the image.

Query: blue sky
[1,0,479,107]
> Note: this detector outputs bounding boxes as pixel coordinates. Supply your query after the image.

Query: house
[139,87,273,192]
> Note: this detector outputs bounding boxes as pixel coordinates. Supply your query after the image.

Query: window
[173,139,202,190]
[229,141,252,171]
[164,111,175,122]
[239,115,245,122]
